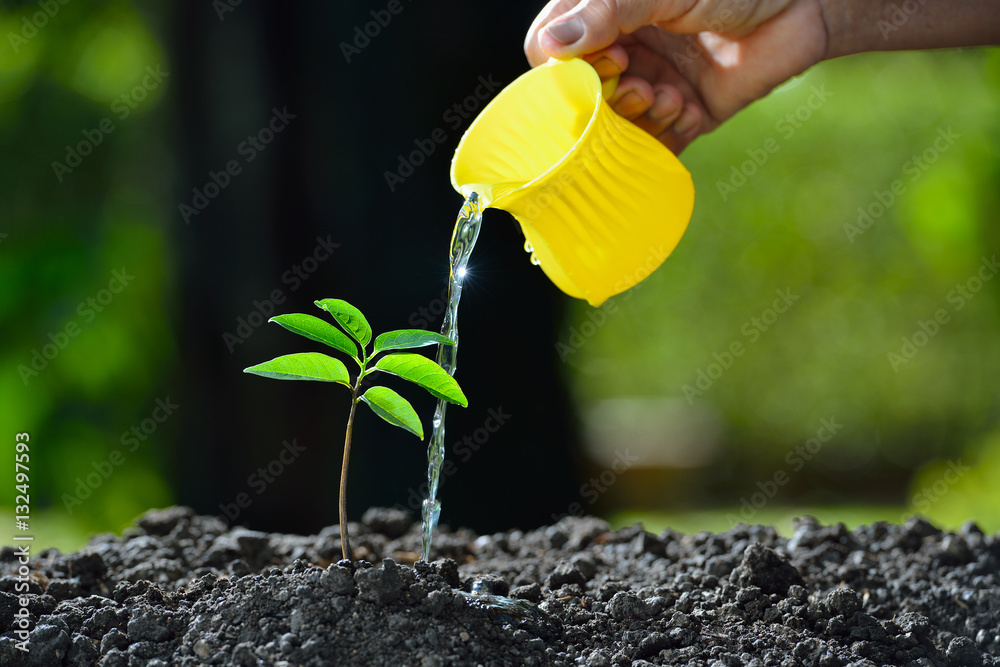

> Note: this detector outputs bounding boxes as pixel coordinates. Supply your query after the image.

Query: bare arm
[820,0,1000,58]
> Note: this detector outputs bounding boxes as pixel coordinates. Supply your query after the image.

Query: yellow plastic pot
[450,58,695,306]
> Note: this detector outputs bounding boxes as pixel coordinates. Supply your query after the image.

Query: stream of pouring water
[421,192,484,562]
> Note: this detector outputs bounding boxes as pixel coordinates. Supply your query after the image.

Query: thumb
[539,0,686,57]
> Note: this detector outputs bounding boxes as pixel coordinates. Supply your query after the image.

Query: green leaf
[244,353,351,386]
[360,386,423,439]
[373,329,455,355]
[270,313,359,360]
[315,298,372,347]
[373,353,468,407]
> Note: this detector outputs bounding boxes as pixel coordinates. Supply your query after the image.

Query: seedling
[244,298,467,560]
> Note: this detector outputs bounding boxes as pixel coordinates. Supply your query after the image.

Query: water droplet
[530,252,541,266]
[523,240,533,253]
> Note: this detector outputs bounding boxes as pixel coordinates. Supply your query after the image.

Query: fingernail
[614,91,642,114]
[674,110,699,135]
[648,92,678,122]
[546,16,584,46]
[591,57,618,79]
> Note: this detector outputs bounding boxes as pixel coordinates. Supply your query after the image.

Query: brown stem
[339,395,358,561]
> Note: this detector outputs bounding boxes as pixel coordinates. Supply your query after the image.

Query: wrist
[816,0,877,59]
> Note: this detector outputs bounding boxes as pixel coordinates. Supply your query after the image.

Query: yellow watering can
[450,58,695,307]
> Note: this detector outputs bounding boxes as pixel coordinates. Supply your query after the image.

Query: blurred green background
[1,0,174,549]
[1,1,998,551]
[581,49,1000,536]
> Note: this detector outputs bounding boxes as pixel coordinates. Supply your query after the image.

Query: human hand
[524,0,830,154]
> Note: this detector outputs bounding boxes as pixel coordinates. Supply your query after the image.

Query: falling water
[418,197,552,627]
[421,192,484,562]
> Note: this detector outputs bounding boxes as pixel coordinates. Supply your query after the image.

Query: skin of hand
[524,0,830,154]
[524,0,1000,154]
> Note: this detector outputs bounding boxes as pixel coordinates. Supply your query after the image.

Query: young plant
[243,298,467,560]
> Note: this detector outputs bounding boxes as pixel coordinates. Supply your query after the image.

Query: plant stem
[340,394,358,561]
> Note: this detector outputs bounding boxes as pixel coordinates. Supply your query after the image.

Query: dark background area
[172,0,582,535]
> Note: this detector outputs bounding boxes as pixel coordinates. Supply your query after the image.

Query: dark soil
[1,506,998,667]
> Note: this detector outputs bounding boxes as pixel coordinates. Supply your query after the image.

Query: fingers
[607,79,701,154]
[525,0,790,67]
[656,103,703,154]
[581,45,629,80]
[534,0,694,59]
[604,76,703,154]
[631,84,684,137]
[523,2,710,154]
[607,76,655,120]
[603,77,703,156]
